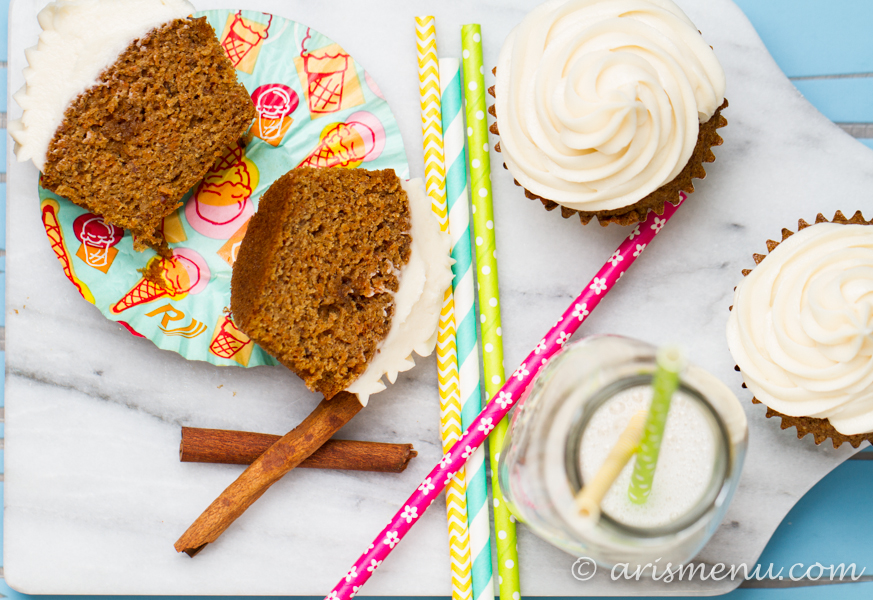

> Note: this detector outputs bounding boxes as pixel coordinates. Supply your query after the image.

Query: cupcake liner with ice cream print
[36,9,409,368]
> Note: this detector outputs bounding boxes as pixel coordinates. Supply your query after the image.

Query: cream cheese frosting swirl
[495,0,725,212]
[726,223,873,435]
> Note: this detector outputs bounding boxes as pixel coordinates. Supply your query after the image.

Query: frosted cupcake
[726,212,873,448]
[490,0,727,226]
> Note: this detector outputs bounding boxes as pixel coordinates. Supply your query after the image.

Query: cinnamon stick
[180,427,417,473]
[174,391,363,556]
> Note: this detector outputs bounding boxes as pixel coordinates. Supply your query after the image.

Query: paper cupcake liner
[487,68,727,227]
[37,9,409,369]
[730,210,873,449]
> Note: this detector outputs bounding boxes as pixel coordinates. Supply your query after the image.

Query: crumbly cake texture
[488,70,728,227]
[39,16,256,250]
[230,168,412,400]
[732,210,873,449]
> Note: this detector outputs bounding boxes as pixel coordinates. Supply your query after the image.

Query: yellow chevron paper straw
[415,16,473,600]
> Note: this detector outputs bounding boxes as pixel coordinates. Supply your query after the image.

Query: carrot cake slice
[10,0,256,250]
[231,167,453,403]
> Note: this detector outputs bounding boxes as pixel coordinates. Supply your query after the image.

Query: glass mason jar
[498,335,748,568]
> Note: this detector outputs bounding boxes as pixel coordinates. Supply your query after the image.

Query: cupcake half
[727,211,873,448]
[11,0,256,250]
[489,0,727,226]
[230,168,453,405]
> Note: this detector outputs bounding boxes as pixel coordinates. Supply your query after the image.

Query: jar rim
[564,373,732,540]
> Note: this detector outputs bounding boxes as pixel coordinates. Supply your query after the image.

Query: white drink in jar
[499,335,748,567]
[579,386,716,529]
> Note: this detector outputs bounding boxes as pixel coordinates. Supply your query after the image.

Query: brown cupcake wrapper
[487,67,728,226]
[730,210,873,449]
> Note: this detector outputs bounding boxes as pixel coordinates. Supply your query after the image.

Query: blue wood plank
[754,460,873,568]
[732,0,873,78]
[790,78,873,124]
[727,583,873,600]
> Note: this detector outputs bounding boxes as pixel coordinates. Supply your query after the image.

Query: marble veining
[4,0,870,596]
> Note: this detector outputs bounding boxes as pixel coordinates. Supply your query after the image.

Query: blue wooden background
[0,1,871,598]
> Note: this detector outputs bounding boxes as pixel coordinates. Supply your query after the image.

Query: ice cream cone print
[303,51,347,114]
[79,244,113,270]
[219,11,272,74]
[209,314,254,366]
[111,263,171,314]
[297,122,361,169]
[110,248,210,314]
[186,143,259,239]
[253,116,294,146]
[297,111,386,169]
[295,34,364,118]
[251,83,298,146]
[40,199,95,303]
[73,213,124,273]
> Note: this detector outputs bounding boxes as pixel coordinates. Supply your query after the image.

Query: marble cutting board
[4,0,870,595]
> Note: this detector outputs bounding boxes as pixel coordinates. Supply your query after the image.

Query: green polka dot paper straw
[461,24,521,600]
[628,345,686,504]
[440,57,494,600]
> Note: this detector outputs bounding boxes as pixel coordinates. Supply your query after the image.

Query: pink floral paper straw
[326,194,686,600]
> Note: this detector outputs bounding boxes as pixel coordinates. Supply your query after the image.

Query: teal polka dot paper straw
[461,24,522,600]
[440,57,494,600]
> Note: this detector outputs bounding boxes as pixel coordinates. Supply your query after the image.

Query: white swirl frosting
[726,223,873,435]
[495,0,725,212]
